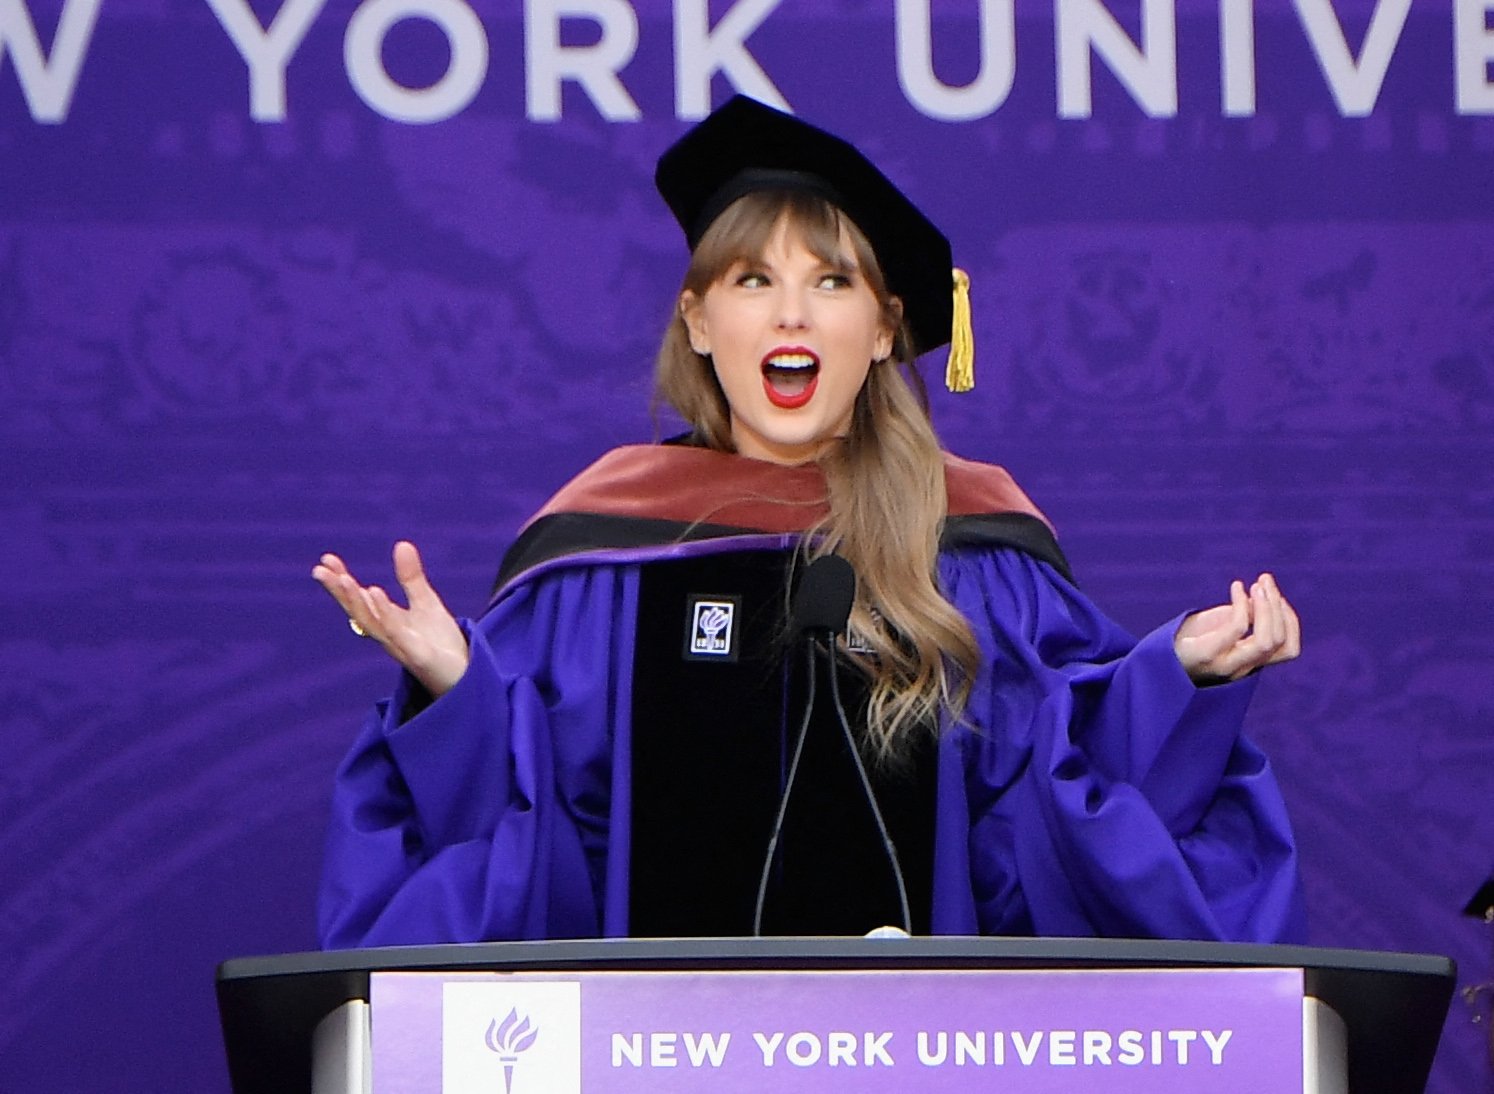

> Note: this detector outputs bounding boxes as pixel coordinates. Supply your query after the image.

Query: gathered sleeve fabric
[932,548,1307,943]
[316,564,638,949]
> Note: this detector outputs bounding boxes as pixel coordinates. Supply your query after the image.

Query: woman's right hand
[312,540,470,698]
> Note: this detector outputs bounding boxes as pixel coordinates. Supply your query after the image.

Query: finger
[312,555,348,588]
[315,568,366,621]
[1219,579,1254,648]
[1230,579,1248,609]
[1179,584,1246,651]
[313,555,363,604]
[343,585,400,645]
[315,573,380,641]
[393,541,437,608]
[1222,583,1298,676]
[1261,574,1290,649]
[1175,601,1248,679]
[1196,582,1269,679]
[1228,579,1251,636]
[1250,579,1284,650]
[1232,582,1281,669]
[1209,633,1283,680]
[353,584,387,636]
[317,552,351,577]
[364,584,396,622]
[370,584,434,664]
[1258,583,1302,667]
[1278,592,1302,660]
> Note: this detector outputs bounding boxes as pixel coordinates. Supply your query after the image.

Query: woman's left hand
[1173,573,1302,685]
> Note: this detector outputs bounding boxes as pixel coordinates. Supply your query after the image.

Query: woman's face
[681,216,893,465]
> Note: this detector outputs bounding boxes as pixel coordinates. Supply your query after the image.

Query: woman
[313,97,1305,948]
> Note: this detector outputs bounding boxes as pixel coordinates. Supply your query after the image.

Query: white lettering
[1049,1029,1077,1065]
[1220,0,1255,115]
[753,1031,784,1066]
[1455,0,1494,113]
[206,0,324,122]
[1202,1028,1234,1064]
[1167,1029,1196,1064]
[1057,0,1177,118]
[525,0,639,121]
[612,1033,642,1067]
[673,0,786,119]
[1117,1030,1144,1065]
[864,1031,895,1066]
[0,0,103,122]
[955,1030,985,1065]
[992,1030,1005,1065]
[650,1031,678,1067]
[1013,1031,1043,1066]
[344,0,487,123]
[827,1031,857,1067]
[917,1030,947,1065]
[1293,0,1411,116]
[895,0,1014,120]
[786,1032,821,1067]
[1083,1029,1112,1064]
[1151,1029,1163,1064]
[683,1032,730,1067]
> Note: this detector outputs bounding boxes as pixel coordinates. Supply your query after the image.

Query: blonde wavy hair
[654,189,982,761]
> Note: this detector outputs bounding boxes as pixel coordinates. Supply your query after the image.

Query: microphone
[790,554,855,637]
[752,555,912,937]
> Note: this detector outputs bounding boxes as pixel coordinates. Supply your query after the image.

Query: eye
[817,272,853,290]
[735,269,770,289]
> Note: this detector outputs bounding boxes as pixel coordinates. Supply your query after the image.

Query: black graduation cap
[655,96,972,386]
[1465,872,1494,920]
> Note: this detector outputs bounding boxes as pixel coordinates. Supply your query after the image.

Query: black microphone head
[791,554,856,637]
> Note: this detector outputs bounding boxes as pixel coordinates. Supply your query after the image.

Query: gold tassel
[946,268,975,393]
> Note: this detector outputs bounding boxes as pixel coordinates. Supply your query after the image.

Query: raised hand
[1173,573,1301,685]
[312,540,470,698]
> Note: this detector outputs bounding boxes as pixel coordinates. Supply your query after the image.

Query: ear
[679,290,710,356]
[874,297,901,362]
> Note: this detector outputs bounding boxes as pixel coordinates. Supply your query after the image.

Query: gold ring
[349,618,370,638]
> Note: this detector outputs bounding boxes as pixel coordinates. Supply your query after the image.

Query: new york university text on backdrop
[4,0,1494,125]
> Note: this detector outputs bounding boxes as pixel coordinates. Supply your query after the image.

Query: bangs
[684,189,880,291]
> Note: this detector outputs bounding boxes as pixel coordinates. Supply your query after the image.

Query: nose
[774,284,810,331]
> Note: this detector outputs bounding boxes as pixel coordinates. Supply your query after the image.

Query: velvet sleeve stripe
[495,513,760,590]
[940,512,1072,583]
[497,510,1072,592]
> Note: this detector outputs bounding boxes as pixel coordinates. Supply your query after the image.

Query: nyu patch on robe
[683,595,739,660]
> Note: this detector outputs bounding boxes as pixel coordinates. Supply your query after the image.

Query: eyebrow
[730,251,860,274]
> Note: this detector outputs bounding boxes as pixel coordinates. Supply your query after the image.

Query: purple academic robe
[317,509,1307,948]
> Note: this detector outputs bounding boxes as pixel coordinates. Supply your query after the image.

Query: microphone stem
[752,639,818,937]
[824,642,913,935]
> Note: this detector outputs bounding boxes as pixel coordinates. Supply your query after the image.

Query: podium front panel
[369,966,1304,1093]
[217,938,1455,1094]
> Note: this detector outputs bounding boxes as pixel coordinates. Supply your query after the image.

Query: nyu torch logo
[484,1009,539,1093]
[444,980,579,1093]
[685,595,739,660]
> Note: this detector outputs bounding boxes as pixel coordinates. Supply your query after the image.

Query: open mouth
[761,349,819,409]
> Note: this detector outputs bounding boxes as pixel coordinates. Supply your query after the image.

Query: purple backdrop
[3,0,1492,1090]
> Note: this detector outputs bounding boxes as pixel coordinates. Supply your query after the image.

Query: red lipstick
[761,347,820,410]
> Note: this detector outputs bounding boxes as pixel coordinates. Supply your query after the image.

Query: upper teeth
[767,353,816,370]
